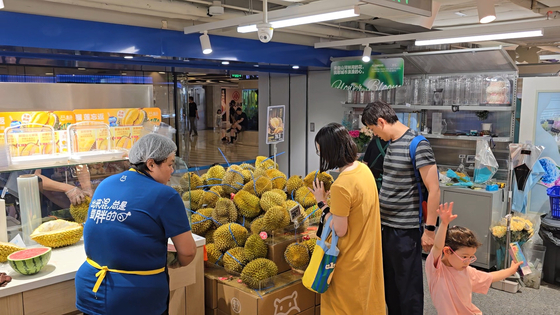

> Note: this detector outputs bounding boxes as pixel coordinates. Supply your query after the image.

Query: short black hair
[315,123,357,172]
[131,158,166,176]
[189,96,194,101]
[236,108,242,112]
[361,101,399,126]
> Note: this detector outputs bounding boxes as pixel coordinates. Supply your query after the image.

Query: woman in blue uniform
[75,134,197,315]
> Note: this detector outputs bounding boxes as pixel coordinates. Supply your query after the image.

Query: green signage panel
[330,58,404,91]
[231,74,243,78]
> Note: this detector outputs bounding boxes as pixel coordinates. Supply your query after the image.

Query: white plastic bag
[474,136,499,184]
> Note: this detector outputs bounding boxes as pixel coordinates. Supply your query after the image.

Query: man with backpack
[362,101,440,315]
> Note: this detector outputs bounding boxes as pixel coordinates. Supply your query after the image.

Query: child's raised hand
[508,261,524,275]
[437,202,457,225]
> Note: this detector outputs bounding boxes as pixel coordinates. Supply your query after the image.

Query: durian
[212,198,238,227]
[205,229,216,244]
[206,243,224,267]
[304,171,334,191]
[214,223,248,252]
[182,189,204,211]
[303,239,317,256]
[295,186,317,208]
[284,242,310,270]
[0,242,24,262]
[241,258,278,289]
[305,205,322,221]
[200,188,221,208]
[240,163,256,171]
[266,169,287,190]
[286,175,304,198]
[207,165,226,185]
[233,190,261,219]
[255,156,278,169]
[270,189,287,200]
[179,172,203,191]
[201,173,209,186]
[243,177,272,197]
[223,247,248,275]
[30,220,83,248]
[253,167,269,179]
[260,191,286,212]
[250,216,271,235]
[222,170,245,195]
[171,185,184,195]
[264,206,288,230]
[191,208,214,236]
[243,234,268,261]
[241,170,253,184]
[70,196,91,224]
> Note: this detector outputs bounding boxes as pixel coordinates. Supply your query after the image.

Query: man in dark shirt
[188,96,199,136]
[229,107,247,143]
[362,136,389,191]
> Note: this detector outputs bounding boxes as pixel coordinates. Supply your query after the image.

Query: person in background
[215,109,223,132]
[188,96,199,137]
[222,100,237,142]
[75,134,197,315]
[362,101,440,315]
[229,107,248,144]
[362,136,389,191]
[310,123,385,315]
[426,202,523,314]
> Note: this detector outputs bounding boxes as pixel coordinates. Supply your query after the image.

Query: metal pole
[273,143,277,167]
[504,144,514,270]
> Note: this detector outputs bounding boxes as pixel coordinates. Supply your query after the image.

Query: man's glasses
[448,247,477,264]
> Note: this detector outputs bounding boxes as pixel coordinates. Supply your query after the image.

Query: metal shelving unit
[343,103,515,112]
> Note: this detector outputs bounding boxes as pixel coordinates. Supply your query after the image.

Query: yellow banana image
[115,135,133,150]
[77,139,96,152]
[270,117,282,129]
[20,141,41,156]
[29,112,60,129]
[121,109,147,126]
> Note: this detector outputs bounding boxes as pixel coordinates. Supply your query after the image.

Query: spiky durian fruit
[223,247,248,275]
[243,234,268,261]
[214,223,248,252]
[240,163,255,171]
[284,242,310,270]
[207,165,226,185]
[243,177,272,197]
[200,189,221,208]
[191,208,214,236]
[250,216,270,235]
[182,189,205,211]
[253,167,269,179]
[266,169,287,190]
[212,198,238,227]
[241,170,253,184]
[260,191,286,212]
[171,185,184,196]
[303,239,317,256]
[264,206,288,230]
[206,243,224,267]
[70,196,91,224]
[201,173,209,186]
[270,189,287,200]
[255,156,278,169]
[305,205,322,221]
[30,220,83,248]
[222,170,245,195]
[295,186,317,208]
[228,164,243,172]
[286,175,304,198]
[205,229,216,244]
[0,242,25,262]
[241,258,278,289]
[233,190,261,219]
[179,172,203,191]
[303,171,334,191]
[236,213,251,229]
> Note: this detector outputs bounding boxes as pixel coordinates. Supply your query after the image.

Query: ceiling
[3,0,560,62]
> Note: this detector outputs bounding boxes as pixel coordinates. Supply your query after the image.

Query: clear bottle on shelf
[453,77,465,105]
[464,76,472,105]
[471,75,484,105]
[443,77,453,106]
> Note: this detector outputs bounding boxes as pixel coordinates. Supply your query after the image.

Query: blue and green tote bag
[302,216,339,294]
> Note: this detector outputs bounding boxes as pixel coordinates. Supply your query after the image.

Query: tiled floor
[421,259,560,314]
[179,129,259,169]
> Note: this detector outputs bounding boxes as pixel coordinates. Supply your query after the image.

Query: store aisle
[422,259,560,314]
[181,129,259,168]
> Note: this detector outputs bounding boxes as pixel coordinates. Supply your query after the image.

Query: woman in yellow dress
[310,122,386,315]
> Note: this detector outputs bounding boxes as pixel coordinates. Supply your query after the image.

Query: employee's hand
[65,186,87,205]
[83,187,94,197]
[422,230,435,252]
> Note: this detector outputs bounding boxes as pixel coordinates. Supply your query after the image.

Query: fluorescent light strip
[238,8,358,33]
[415,29,543,46]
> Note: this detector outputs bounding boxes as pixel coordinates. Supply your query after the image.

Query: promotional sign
[330,58,404,91]
[266,105,285,144]
[73,108,161,126]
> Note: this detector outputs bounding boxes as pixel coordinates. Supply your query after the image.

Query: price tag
[10,234,26,248]
[289,204,302,223]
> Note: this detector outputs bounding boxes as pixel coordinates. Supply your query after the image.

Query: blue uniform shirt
[75,170,191,315]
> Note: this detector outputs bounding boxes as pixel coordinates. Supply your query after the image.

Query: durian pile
[183,156,333,289]
[284,238,317,272]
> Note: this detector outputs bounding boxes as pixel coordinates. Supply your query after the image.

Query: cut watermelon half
[8,247,52,275]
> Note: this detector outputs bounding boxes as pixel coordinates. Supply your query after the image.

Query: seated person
[229,107,247,143]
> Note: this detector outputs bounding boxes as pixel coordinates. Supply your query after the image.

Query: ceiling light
[362,46,372,63]
[292,65,300,69]
[237,8,359,33]
[454,11,467,17]
[124,56,134,59]
[122,72,127,76]
[477,0,496,24]
[415,29,543,46]
[45,72,53,76]
[222,61,230,65]
[254,65,259,67]
[78,68,86,71]
[159,72,166,74]
[0,0,4,9]
[200,31,213,55]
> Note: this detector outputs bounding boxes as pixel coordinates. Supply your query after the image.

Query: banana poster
[266,105,285,144]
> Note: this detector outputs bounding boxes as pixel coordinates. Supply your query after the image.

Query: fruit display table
[0,235,206,315]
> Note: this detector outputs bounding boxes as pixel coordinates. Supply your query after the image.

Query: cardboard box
[315,293,320,306]
[217,273,315,315]
[266,235,298,274]
[206,307,219,315]
[315,305,321,315]
[205,268,231,309]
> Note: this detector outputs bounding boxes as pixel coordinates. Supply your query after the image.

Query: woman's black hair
[361,101,399,126]
[315,123,357,172]
[217,109,222,114]
[130,158,167,176]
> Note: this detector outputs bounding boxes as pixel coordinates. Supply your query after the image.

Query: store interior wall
[289,74,307,177]
[206,86,222,129]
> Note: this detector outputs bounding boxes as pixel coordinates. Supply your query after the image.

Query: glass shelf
[342,103,514,112]
[422,134,513,142]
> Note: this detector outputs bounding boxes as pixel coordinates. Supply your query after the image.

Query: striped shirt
[379,129,436,229]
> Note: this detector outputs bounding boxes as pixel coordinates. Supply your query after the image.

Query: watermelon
[8,247,52,275]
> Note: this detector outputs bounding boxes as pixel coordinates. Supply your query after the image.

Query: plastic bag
[474,137,499,184]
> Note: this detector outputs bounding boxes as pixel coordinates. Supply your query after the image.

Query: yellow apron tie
[87,258,165,293]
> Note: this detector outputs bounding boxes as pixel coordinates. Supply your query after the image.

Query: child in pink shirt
[426,203,523,315]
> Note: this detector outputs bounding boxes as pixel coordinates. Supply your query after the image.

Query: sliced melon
[31,220,83,248]
[8,247,51,275]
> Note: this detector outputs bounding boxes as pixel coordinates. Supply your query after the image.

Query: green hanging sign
[330,58,404,91]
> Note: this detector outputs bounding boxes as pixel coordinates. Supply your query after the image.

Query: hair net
[128,133,177,164]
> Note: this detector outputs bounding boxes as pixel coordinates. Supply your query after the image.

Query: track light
[477,0,496,24]
[415,29,543,46]
[362,46,372,63]
[200,31,212,55]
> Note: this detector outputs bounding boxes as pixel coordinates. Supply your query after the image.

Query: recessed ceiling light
[159,72,166,74]
[78,68,86,71]
[124,56,134,59]
[222,61,230,65]
[254,64,259,67]
[454,11,467,17]
[292,65,300,69]
[45,72,53,76]
[122,72,127,75]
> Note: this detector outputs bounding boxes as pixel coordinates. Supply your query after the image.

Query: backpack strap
[409,135,429,229]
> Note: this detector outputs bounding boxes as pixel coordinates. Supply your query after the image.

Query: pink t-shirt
[425,252,493,315]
